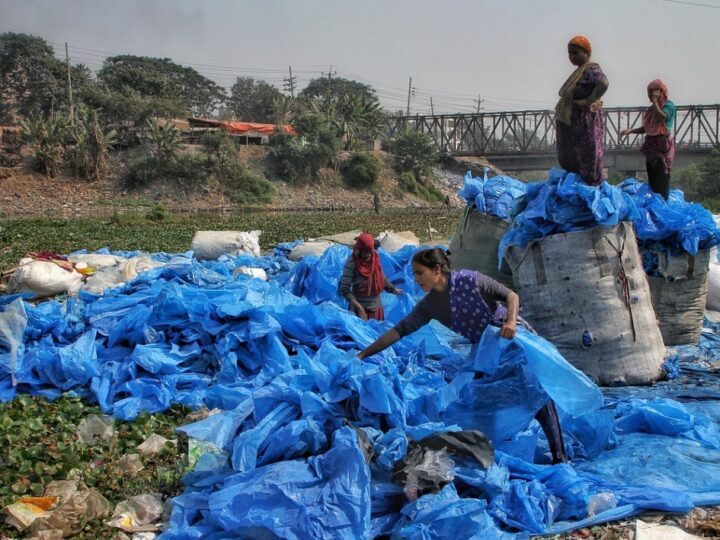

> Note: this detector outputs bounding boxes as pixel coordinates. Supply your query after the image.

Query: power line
[660,0,720,8]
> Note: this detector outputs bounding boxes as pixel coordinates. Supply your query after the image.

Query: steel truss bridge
[386,105,720,172]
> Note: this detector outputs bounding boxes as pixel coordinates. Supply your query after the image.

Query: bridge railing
[386,105,720,155]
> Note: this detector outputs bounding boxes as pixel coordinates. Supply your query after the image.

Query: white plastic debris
[233,266,268,281]
[190,230,261,260]
[67,253,125,269]
[107,493,168,533]
[635,519,703,540]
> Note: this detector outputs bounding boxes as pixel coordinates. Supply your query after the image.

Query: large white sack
[9,259,84,297]
[706,260,720,311]
[190,230,261,260]
[377,230,420,252]
[288,241,333,261]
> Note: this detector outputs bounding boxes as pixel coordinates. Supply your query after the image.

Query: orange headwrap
[568,35,592,55]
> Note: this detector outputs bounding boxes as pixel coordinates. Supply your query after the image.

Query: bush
[342,152,381,189]
[125,156,161,189]
[396,170,443,202]
[674,163,703,201]
[391,129,438,180]
[219,160,273,205]
[145,203,169,221]
[165,152,210,189]
[200,129,235,158]
[267,113,340,184]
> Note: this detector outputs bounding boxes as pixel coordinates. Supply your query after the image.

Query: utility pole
[283,66,297,98]
[406,77,412,116]
[476,94,484,113]
[430,96,434,116]
[65,42,74,124]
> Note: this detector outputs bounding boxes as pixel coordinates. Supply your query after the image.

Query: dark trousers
[535,400,567,464]
[647,160,671,200]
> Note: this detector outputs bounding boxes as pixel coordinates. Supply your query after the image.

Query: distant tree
[97,55,226,117]
[272,94,295,126]
[0,33,91,123]
[391,128,438,180]
[146,118,182,162]
[227,77,284,123]
[312,93,385,150]
[699,148,720,199]
[674,162,703,200]
[298,76,378,104]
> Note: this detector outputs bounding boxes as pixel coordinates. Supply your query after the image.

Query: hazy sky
[1,0,718,114]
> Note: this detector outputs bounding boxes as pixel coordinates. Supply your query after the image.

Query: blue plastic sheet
[498,168,637,264]
[458,169,527,220]
[2,245,720,539]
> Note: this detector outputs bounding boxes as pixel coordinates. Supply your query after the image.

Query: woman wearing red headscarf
[338,233,403,321]
[619,79,677,200]
[555,35,609,186]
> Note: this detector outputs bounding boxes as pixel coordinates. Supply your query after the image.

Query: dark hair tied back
[412,248,451,275]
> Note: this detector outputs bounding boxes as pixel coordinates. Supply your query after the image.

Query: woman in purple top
[358,248,567,464]
[555,35,609,186]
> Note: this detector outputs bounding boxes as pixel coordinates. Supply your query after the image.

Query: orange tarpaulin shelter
[187,118,297,136]
[222,121,297,136]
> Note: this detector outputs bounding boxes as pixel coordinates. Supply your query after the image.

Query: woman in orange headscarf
[555,35,609,186]
[619,79,677,200]
[338,233,403,321]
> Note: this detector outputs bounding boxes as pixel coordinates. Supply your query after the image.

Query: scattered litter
[118,454,144,475]
[76,414,115,444]
[137,434,176,456]
[233,266,268,281]
[107,493,168,533]
[4,479,109,538]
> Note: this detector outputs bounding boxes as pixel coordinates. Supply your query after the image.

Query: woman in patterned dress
[555,35,609,186]
[358,248,566,464]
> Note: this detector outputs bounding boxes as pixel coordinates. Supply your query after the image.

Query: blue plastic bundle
[497,168,638,264]
[617,179,720,269]
[457,169,527,220]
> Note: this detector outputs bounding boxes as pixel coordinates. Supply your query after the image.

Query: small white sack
[233,267,268,281]
[288,241,333,261]
[9,259,84,297]
[190,230,261,260]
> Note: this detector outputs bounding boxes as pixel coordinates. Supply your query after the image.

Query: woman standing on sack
[357,248,567,464]
[339,232,403,322]
[619,79,677,200]
[555,35,609,186]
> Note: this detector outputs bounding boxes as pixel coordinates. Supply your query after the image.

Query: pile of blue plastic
[457,169,527,220]
[618,179,720,274]
[1,244,720,539]
[496,168,637,263]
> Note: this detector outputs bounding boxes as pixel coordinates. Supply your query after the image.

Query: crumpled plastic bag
[4,479,110,538]
[0,297,27,388]
[76,414,115,444]
[107,493,169,533]
[137,434,176,455]
[118,454,145,475]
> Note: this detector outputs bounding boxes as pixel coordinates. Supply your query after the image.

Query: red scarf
[352,233,384,297]
[644,79,670,137]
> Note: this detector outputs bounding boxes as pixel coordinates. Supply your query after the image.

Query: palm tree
[146,118,182,162]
